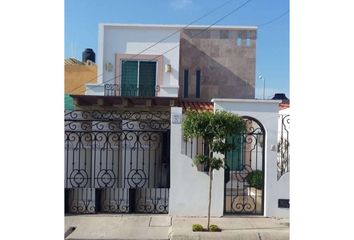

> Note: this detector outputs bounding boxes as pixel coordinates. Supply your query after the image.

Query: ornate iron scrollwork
[65,110,170,214]
[104,84,161,96]
[277,114,290,180]
[225,116,265,215]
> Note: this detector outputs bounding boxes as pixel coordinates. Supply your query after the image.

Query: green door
[226,134,244,171]
[121,61,138,96]
[121,60,156,97]
[139,61,156,97]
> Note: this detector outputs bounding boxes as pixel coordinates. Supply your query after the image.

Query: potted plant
[246,170,263,197]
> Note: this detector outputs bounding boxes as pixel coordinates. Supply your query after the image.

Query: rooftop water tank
[82,48,95,63]
[271,93,289,103]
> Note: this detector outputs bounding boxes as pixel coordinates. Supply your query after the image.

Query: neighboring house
[65,55,97,95]
[65,50,97,109]
[85,23,256,100]
[65,23,289,218]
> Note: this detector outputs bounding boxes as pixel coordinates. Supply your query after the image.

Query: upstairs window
[183,69,189,98]
[237,33,242,46]
[121,60,156,97]
[246,31,251,47]
[196,70,201,98]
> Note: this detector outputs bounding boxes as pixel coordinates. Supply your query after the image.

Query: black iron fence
[104,84,160,97]
[65,110,170,214]
[277,114,290,180]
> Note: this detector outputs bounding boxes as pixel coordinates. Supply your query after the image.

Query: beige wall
[65,64,97,95]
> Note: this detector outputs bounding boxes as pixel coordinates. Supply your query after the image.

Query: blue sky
[65,0,289,99]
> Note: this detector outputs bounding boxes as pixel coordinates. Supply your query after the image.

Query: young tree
[183,110,246,231]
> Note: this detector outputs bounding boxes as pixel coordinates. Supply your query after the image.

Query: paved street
[65,214,289,240]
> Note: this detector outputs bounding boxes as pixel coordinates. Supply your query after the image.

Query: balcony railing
[104,84,160,97]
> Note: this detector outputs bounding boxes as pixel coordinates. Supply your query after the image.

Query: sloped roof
[65,58,85,65]
[178,100,214,113]
[179,100,290,112]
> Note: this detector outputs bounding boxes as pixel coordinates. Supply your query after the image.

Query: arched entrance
[224,116,265,215]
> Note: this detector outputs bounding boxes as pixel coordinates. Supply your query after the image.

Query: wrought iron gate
[277,114,290,179]
[224,116,265,215]
[65,110,170,214]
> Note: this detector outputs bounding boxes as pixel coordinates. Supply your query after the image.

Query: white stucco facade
[169,107,224,216]
[86,24,181,97]
[212,99,289,218]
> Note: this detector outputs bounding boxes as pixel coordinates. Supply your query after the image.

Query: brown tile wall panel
[179,29,256,101]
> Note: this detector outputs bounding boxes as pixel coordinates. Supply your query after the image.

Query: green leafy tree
[183,110,246,231]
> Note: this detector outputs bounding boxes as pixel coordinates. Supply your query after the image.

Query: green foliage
[192,224,204,232]
[246,170,263,189]
[193,154,209,165]
[209,224,221,232]
[183,110,246,142]
[193,155,223,170]
[182,110,246,171]
[183,111,214,140]
[208,158,223,170]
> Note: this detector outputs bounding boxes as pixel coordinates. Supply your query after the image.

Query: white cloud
[170,0,192,9]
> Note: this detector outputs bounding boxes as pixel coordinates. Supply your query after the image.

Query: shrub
[192,224,204,232]
[246,170,263,189]
[209,224,221,232]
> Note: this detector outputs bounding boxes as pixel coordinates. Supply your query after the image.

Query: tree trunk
[207,167,213,231]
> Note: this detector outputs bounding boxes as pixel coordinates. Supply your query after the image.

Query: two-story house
[65,23,292,218]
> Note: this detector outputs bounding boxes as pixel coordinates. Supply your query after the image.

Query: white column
[262,111,280,217]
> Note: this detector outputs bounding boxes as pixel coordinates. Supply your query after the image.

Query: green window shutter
[226,134,244,171]
[121,60,138,96]
[139,61,156,97]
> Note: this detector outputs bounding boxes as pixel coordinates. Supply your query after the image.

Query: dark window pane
[121,61,138,96]
[196,70,201,98]
[139,61,156,97]
[226,135,243,171]
[183,69,189,98]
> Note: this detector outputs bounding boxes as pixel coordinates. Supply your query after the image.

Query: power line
[151,0,254,63]
[119,0,237,61]
[69,0,254,94]
[67,0,239,94]
[258,10,289,27]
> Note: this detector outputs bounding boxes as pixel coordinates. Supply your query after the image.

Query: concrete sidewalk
[171,216,289,240]
[65,214,289,240]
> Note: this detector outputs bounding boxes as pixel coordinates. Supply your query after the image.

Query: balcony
[104,84,160,97]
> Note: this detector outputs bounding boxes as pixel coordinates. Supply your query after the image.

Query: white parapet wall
[169,107,224,216]
[212,99,289,218]
[85,83,104,95]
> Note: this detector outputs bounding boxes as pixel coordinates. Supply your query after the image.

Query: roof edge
[212,98,282,104]
[100,23,258,30]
